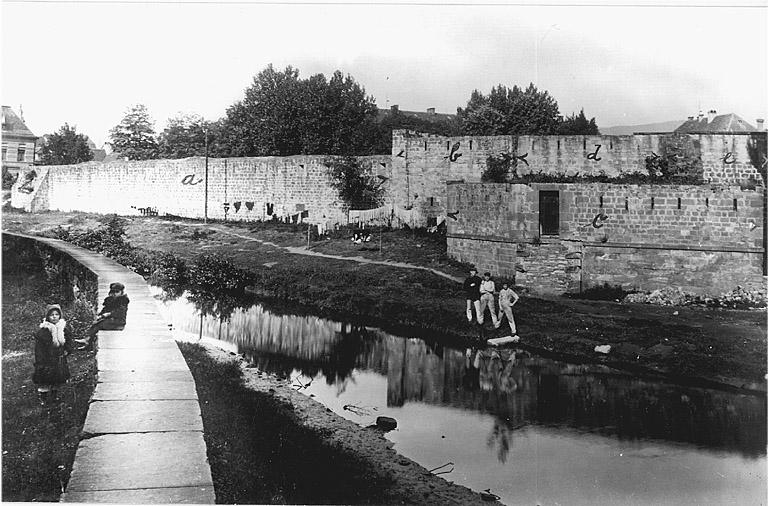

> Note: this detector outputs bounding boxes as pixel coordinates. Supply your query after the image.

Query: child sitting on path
[33,304,74,404]
[497,281,520,336]
[75,282,130,350]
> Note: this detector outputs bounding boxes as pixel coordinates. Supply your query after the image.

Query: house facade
[2,106,38,175]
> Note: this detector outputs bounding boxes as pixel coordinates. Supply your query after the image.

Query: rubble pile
[623,286,767,310]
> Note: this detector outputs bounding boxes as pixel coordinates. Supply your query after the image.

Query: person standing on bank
[497,281,520,336]
[75,282,130,350]
[478,272,500,328]
[33,304,74,405]
[463,268,483,324]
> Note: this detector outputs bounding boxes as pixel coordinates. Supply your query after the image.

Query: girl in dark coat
[32,304,73,404]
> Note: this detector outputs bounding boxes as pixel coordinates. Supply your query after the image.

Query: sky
[2,0,767,147]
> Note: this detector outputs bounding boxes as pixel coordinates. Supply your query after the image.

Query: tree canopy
[371,108,460,153]
[158,113,209,159]
[109,104,159,160]
[38,124,94,165]
[220,65,380,156]
[557,109,600,135]
[457,83,599,136]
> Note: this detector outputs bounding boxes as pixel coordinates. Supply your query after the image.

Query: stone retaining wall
[446,183,766,296]
[2,233,99,309]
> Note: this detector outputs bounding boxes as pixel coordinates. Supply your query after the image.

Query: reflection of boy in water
[473,348,520,393]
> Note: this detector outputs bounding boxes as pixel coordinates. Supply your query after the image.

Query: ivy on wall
[484,134,707,185]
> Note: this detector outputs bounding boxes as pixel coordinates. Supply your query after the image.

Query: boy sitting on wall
[75,282,130,350]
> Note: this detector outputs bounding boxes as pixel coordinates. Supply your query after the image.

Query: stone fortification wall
[446,182,766,295]
[13,155,391,222]
[391,130,767,219]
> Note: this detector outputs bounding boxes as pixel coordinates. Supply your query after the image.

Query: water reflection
[158,289,766,504]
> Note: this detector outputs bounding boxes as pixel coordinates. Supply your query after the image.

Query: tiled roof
[675,113,757,133]
[674,117,709,134]
[706,113,755,132]
[2,106,37,138]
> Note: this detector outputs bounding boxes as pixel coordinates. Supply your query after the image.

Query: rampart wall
[13,155,391,222]
[391,130,767,219]
[446,183,766,295]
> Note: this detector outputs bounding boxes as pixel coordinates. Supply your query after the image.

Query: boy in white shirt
[478,272,500,328]
[497,281,520,335]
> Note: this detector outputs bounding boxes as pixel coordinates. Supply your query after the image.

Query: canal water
[156,289,766,505]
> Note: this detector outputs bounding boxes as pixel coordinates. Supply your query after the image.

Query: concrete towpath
[5,233,215,503]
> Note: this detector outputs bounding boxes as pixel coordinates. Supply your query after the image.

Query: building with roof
[2,106,39,175]
[85,137,107,162]
[675,110,764,134]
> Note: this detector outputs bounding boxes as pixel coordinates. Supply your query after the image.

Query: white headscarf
[40,304,67,347]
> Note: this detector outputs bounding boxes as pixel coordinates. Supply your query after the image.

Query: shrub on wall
[644,135,703,184]
[483,150,705,185]
[326,156,384,210]
[747,133,767,183]
[481,153,512,182]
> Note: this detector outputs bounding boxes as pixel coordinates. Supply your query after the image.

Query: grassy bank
[1,272,97,502]
[3,210,766,388]
[178,342,409,504]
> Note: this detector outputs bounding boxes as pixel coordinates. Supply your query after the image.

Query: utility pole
[204,126,209,223]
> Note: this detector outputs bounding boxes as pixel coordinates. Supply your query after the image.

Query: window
[17,147,25,162]
[1,147,6,161]
[539,190,560,235]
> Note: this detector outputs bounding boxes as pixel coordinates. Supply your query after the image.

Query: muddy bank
[179,341,488,505]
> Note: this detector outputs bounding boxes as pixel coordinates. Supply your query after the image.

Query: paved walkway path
[4,233,215,503]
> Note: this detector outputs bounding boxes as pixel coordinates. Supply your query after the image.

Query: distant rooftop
[377,105,456,123]
[2,105,37,139]
[675,111,760,134]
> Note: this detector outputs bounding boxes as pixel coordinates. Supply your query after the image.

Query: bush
[481,153,511,182]
[187,254,253,296]
[149,253,188,297]
[2,167,18,189]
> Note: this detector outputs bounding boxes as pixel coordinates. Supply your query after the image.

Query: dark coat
[32,324,73,386]
[463,275,482,301]
[99,294,130,325]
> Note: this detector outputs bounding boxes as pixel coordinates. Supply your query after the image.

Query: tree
[220,65,380,157]
[38,124,94,165]
[326,156,384,210]
[158,113,209,159]
[557,109,600,135]
[457,83,561,135]
[108,104,159,160]
[300,70,379,155]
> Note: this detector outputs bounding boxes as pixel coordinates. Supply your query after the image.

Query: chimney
[390,104,399,112]
[708,109,717,124]
[756,118,765,131]
[426,107,435,114]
